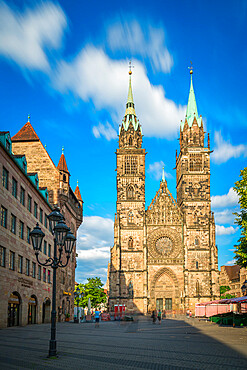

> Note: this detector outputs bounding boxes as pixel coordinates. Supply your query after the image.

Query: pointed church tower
[109,65,147,313]
[176,68,219,310]
[57,147,70,192]
[74,180,84,209]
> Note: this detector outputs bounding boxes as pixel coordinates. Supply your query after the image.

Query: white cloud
[211,187,239,208]
[92,122,117,141]
[0,1,67,71]
[107,20,173,73]
[53,46,185,138]
[212,131,247,164]
[214,209,236,224]
[216,225,238,235]
[148,161,171,181]
[76,216,113,261]
[225,260,236,266]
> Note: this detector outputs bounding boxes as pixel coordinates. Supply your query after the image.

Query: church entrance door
[156,298,163,311]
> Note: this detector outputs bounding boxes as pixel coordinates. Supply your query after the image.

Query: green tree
[74,277,106,309]
[220,286,236,299]
[234,167,247,267]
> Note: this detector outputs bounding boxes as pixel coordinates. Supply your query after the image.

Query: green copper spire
[181,67,202,130]
[127,70,134,104]
[121,62,141,132]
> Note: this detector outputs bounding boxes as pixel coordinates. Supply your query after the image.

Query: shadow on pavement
[0,318,247,369]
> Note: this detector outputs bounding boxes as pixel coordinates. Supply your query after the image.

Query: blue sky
[1,0,247,284]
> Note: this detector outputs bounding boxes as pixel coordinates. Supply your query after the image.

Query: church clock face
[155,236,173,256]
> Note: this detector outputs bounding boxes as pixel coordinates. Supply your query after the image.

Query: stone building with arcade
[0,121,83,328]
[108,68,219,314]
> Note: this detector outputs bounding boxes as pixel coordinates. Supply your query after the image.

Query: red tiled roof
[223,265,240,281]
[12,122,39,142]
[57,153,69,173]
[74,185,83,201]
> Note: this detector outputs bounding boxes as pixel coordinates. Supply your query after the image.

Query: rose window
[155,236,173,256]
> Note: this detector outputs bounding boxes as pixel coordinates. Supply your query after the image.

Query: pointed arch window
[196,280,200,296]
[129,136,133,146]
[128,211,134,223]
[127,185,135,200]
[196,261,199,269]
[128,281,133,298]
[195,237,199,246]
[128,237,133,249]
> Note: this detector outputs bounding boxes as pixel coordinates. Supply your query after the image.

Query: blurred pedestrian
[94,309,101,328]
[157,310,162,324]
[151,310,156,324]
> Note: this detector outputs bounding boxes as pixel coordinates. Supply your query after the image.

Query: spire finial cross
[129,60,134,75]
[188,61,193,74]
[62,146,64,154]
[28,114,30,122]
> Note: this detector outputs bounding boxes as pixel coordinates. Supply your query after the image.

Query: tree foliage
[234,167,247,267]
[74,277,107,309]
[220,285,235,299]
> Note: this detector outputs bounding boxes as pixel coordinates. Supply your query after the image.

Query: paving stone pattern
[0,317,247,369]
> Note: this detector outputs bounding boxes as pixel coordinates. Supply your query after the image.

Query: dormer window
[6,140,10,152]
[63,174,66,182]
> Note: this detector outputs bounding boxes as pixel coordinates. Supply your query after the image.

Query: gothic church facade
[108,69,219,314]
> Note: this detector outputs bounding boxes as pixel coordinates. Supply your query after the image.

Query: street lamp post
[241,280,247,296]
[30,207,76,358]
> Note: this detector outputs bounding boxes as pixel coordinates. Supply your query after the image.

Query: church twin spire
[121,63,141,132]
[181,67,202,131]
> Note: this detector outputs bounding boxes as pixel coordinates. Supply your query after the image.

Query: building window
[165,298,172,311]
[9,251,15,270]
[27,226,31,244]
[0,246,6,267]
[124,156,138,175]
[2,167,9,189]
[48,270,51,283]
[43,268,46,282]
[128,281,133,298]
[1,206,7,228]
[6,140,10,152]
[11,214,16,234]
[127,185,135,199]
[128,211,134,223]
[189,154,202,172]
[32,262,36,278]
[45,214,48,228]
[19,221,24,239]
[40,208,43,224]
[26,259,30,276]
[196,280,200,296]
[48,244,51,257]
[20,187,25,206]
[196,261,199,269]
[12,178,17,198]
[128,237,133,249]
[44,240,47,255]
[38,265,41,280]
[34,202,37,218]
[195,237,199,246]
[18,255,23,273]
[28,195,32,212]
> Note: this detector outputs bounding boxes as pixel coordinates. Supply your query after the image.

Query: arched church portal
[150,268,180,313]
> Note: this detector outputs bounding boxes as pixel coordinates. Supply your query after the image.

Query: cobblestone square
[1,317,247,369]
